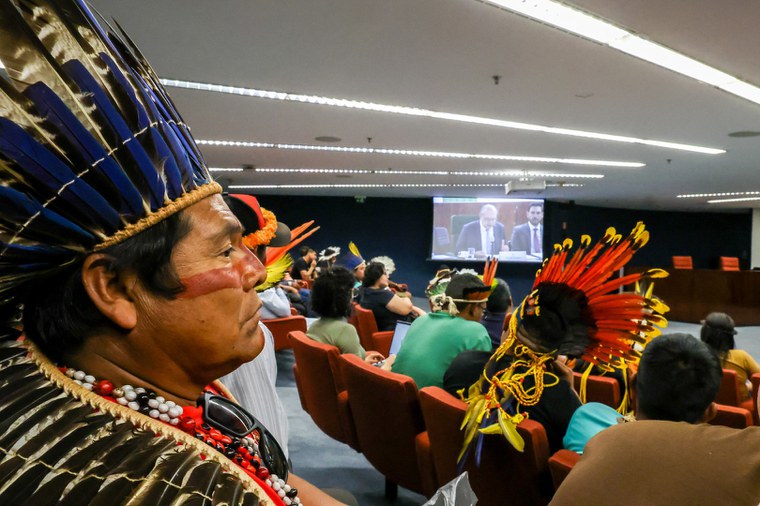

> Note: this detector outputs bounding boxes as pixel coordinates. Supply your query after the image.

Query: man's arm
[287,473,348,506]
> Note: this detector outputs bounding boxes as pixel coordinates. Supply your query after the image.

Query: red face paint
[178,266,242,299]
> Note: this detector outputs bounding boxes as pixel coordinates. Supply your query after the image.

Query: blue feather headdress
[0,0,221,325]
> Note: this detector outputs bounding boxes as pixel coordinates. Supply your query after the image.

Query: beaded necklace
[61,367,301,505]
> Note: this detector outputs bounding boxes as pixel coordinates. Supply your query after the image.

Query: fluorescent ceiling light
[677,191,760,199]
[164,78,724,155]
[230,183,502,189]
[197,139,643,167]
[482,0,760,110]
[208,167,245,172]
[250,167,603,178]
[0,60,5,70]
[707,197,760,204]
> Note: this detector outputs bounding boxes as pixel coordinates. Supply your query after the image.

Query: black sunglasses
[198,392,289,479]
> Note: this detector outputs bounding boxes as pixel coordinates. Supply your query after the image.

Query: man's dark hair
[445,273,485,313]
[636,333,722,423]
[486,278,512,313]
[22,211,190,361]
[362,261,386,288]
[528,203,543,211]
[298,245,312,257]
[311,267,355,318]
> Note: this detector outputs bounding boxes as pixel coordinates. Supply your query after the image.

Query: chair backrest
[709,403,753,429]
[419,386,552,506]
[720,256,740,271]
[287,331,358,448]
[262,315,307,351]
[672,255,693,269]
[548,449,581,491]
[752,373,760,425]
[715,368,742,406]
[371,330,393,357]
[349,304,379,350]
[339,354,431,496]
[573,372,621,409]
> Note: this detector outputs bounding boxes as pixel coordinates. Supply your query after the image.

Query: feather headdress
[336,240,365,271]
[460,223,669,461]
[428,258,498,315]
[0,0,220,325]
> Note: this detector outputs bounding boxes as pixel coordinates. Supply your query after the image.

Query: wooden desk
[625,267,760,325]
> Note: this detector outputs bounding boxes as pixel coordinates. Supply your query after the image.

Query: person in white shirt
[510,203,544,255]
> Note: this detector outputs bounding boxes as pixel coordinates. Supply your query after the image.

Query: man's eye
[222,247,234,258]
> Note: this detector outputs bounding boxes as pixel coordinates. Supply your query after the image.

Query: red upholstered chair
[548,449,581,491]
[339,354,435,498]
[709,403,753,429]
[573,372,621,409]
[419,386,553,506]
[287,331,359,450]
[671,256,693,269]
[720,256,740,271]
[371,330,393,357]
[751,373,760,425]
[262,315,307,351]
[347,304,379,351]
[715,368,755,412]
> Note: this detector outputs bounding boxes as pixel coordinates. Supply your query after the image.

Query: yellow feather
[348,241,362,259]
[256,254,293,292]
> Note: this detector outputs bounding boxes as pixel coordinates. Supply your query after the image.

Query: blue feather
[0,186,95,246]
[63,60,166,208]
[0,118,121,233]
[147,127,183,199]
[23,82,146,217]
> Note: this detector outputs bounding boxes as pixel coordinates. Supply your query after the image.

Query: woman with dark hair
[307,267,389,367]
[701,312,760,400]
[358,261,426,331]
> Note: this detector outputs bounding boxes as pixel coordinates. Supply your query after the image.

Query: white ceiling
[91,0,760,211]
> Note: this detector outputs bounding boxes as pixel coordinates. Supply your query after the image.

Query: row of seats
[672,255,740,270]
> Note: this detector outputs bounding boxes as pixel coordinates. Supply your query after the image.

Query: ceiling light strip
[246,167,603,178]
[482,0,760,111]
[197,140,643,167]
[707,197,760,204]
[163,78,724,155]
[677,191,760,198]
[229,183,503,189]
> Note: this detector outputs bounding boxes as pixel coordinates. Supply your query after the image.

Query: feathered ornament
[257,254,293,293]
[427,260,497,316]
[348,241,362,259]
[265,220,320,265]
[370,255,395,276]
[319,246,340,262]
[460,222,669,462]
[0,0,220,329]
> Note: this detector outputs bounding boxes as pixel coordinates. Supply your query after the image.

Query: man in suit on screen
[510,203,544,255]
[455,204,507,257]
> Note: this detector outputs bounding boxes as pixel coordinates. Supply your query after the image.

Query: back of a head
[700,312,736,358]
[636,333,722,423]
[310,267,355,318]
[362,261,385,287]
[445,273,486,313]
[486,278,511,314]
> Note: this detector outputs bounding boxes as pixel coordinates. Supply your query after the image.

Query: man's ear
[699,402,718,424]
[81,254,138,330]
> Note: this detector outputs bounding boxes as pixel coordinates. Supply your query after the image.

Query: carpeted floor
[276,319,760,505]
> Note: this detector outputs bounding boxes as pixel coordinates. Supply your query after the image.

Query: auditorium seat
[262,315,307,351]
[548,449,581,491]
[573,372,621,409]
[347,303,378,351]
[339,354,435,498]
[371,330,393,357]
[419,386,553,506]
[709,403,753,429]
[287,331,359,450]
[671,255,693,269]
[719,256,740,271]
[715,368,754,413]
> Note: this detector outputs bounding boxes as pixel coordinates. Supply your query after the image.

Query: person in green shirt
[392,272,492,388]
[307,267,389,367]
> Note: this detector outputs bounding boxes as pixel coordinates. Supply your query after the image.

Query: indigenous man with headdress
[336,241,366,288]
[0,1,344,504]
[391,261,497,389]
[458,223,669,465]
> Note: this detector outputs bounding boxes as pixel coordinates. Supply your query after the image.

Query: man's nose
[239,248,266,291]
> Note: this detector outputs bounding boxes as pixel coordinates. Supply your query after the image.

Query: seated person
[393,273,492,389]
[551,336,758,506]
[357,261,425,331]
[480,278,512,349]
[307,267,390,368]
[336,241,366,289]
[444,283,583,453]
[279,269,310,315]
[371,255,411,297]
[292,245,317,282]
[701,311,760,400]
[316,246,340,277]
[563,333,722,453]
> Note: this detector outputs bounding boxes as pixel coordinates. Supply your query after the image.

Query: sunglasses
[198,392,289,479]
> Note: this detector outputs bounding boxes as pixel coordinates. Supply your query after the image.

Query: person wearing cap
[392,273,492,389]
[701,312,760,400]
[336,245,366,288]
[0,3,347,504]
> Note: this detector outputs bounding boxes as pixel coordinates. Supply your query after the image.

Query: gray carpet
[276,319,760,505]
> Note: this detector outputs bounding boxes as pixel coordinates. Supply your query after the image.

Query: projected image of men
[455,204,507,257]
[510,203,544,256]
